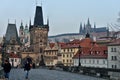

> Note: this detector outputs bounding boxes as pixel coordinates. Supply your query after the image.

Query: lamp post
[78,45,81,67]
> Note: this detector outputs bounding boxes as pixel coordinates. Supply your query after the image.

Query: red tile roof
[49,42,66,48]
[73,45,107,59]
[70,38,108,59]
[9,53,20,58]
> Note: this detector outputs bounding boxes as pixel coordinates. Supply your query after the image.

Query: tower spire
[34,6,44,26]
[87,18,90,25]
[79,22,82,34]
[94,22,96,32]
[47,17,49,26]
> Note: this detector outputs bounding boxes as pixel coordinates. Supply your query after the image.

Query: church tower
[5,22,21,54]
[19,22,25,44]
[86,18,91,34]
[29,6,49,54]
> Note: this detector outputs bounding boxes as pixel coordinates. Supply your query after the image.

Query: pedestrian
[2,59,11,80]
[32,63,35,69]
[24,60,32,79]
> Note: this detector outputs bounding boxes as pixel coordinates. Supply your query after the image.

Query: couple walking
[2,59,32,80]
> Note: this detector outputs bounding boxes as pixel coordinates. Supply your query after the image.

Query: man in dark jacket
[3,59,11,79]
[24,60,31,79]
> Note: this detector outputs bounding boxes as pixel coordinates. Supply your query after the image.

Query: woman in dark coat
[2,59,11,79]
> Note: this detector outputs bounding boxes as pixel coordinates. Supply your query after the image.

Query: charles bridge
[0,67,107,80]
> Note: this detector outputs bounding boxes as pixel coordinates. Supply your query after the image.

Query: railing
[61,66,120,80]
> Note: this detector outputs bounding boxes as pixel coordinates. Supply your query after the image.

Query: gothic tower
[86,18,91,34]
[24,24,30,46]
[5,22,21,54]
[29,6,49,54]
[19,22,25,44]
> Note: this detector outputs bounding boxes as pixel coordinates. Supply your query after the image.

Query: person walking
[2,59,11,80]
[24,60,31,79]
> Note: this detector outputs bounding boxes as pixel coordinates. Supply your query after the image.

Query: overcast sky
[0,0,120,37]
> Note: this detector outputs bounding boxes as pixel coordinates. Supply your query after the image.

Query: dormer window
[104,50,107,54]
[97,51,99,54]
[91,51,93,54]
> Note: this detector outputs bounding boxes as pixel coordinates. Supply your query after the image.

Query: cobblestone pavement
[9,68,107,80]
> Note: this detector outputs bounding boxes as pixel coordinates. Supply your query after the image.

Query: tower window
[40,48,42,53]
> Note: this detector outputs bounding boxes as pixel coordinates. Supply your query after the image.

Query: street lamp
[78,45,81,67]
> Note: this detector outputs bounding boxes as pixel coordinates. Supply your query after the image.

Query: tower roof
[34,6,44,26]
[5,23,19,44]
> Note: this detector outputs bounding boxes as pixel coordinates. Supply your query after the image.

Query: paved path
[9,68,107,80]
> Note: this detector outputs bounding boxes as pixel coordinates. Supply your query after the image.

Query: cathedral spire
[79,22,82,34]
[34,6,44,26]
[94,22,96,28]
[94,22,96,32]
[87,18,90,25]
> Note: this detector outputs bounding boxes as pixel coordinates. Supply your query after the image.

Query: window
[97,51,99,54]
[91,51,93,54]
[67,59,69,63]
[63,54,65,57]
[112,65,117,69]
[93,60,95,64]
[114,56,117,60]
[71,49,72,52]
[64,49,65,52]
[114,48,116,52]
[63,59,65,63]
[67,49,69,52]
[111,48,113,52]
[84,60,86,63]
[111,47,117,52]
[67,54,69,57]
[89,60,91,63]
[103,60,105,64]
[111,56,117,60]
[97,60,99,64]
[15,59,17,62]
[40,48,42,53]
[104,50,107,54]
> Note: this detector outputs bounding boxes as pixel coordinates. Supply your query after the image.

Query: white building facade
[73,58,107,68]
[108,42,120,69]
